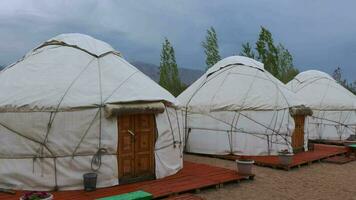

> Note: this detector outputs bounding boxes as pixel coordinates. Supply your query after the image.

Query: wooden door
[118,114,155,184]
[292,115,305,153]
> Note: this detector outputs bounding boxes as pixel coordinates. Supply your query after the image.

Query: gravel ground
[184,154,356,200]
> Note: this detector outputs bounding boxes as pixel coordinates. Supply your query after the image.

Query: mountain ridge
[131,61,204,85]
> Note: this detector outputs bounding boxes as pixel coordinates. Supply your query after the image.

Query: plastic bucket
[83,173,97,191]
[236,160,254,175]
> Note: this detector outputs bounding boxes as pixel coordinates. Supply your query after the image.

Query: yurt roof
[178,56,304,112]
[0,33,177,112]
[286,70,356,111]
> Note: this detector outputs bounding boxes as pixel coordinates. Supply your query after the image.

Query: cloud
[0,0,355,80]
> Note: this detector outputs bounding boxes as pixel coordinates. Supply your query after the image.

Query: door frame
[292,115,306,153]
[117,114,156,184]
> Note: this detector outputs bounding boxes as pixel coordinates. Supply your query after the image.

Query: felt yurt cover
[287,70,356,140]
[178,56,305,156]
[0,33,184,191]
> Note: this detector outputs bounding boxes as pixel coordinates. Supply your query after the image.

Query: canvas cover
[178,56,305,156]
[0,33,183,191]
[287,70,356,140]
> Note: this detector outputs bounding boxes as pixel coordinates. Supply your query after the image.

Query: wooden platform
[219,144,348,170]
[309,139,346,146]
[165,193,205,200]
[0,161,253,200]
[322,155,356,164]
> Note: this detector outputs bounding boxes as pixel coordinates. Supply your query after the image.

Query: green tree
[276,44,299,83]
[239,26,299,83]
[240,42,255,59]
[202,27,221,70]
[332,67,356,94]
[255,27,279,77]
[159,38,183,96]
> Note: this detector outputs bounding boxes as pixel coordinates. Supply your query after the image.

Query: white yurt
[287,70,356,140]
[178,56,311,156]
[0,33,184,191]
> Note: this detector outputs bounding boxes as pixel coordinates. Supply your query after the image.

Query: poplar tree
[240,42,255,59]
[239,26,299,83]
[255,27,279,77]
[202,27,221,70]
[159,38,182,96]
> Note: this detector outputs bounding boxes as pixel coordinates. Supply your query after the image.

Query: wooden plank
[0,161,254,200]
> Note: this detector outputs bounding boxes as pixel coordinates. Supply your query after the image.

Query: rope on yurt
[267,135,271,154]
[335,111,349,139]
[91,148,107,171]
[210,71,233,152]
[102,71,139,102]
[72,109,101,156]
[262,71,295,148]
[39,57,96,156]
[165,106,177,147]
[90,58,105,172]
[0,121,54,155]
[183,107,190,151]
[269,83,281,134]
[182,66,238,150]
[237,112,292,145]
[174,108,182,147]
[37,58,96,189]
[292,76,331,93]
[315,80,332,138]
[229,73,257,153]
[53,158,58,191]
[33,40,122,59]
[38,112,53,157]
[186,126,289,146]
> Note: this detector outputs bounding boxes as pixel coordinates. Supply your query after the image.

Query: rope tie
[91,148,107,171]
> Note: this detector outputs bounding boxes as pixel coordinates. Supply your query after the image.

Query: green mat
[96,190,152,200]
[347,144,356,148]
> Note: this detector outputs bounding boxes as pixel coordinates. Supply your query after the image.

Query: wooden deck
[219,144,348,170]
[0,161,253,200]
[165,193,205,200]
[322,155,356,164]
[309,139,346,146]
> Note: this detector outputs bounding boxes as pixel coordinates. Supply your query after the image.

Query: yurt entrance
[117,114,156,184]
[290,106,312,154]
[291,115,305,153]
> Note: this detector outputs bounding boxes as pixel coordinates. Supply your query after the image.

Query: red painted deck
[165,193,205,200]
[0,161,253,200]
[322,155,356,164]
[220,144,348,170]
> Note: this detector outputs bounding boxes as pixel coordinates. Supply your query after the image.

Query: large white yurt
[0,33,184,191]
[178,56,310,156]
[287,70,356,140]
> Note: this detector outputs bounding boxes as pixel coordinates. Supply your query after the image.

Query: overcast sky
[0,0,355,80]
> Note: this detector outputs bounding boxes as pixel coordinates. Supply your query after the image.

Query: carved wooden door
[118,114,155,183]
[292,115,305,153]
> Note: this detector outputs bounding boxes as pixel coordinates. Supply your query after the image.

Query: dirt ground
[184,154,356,200]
